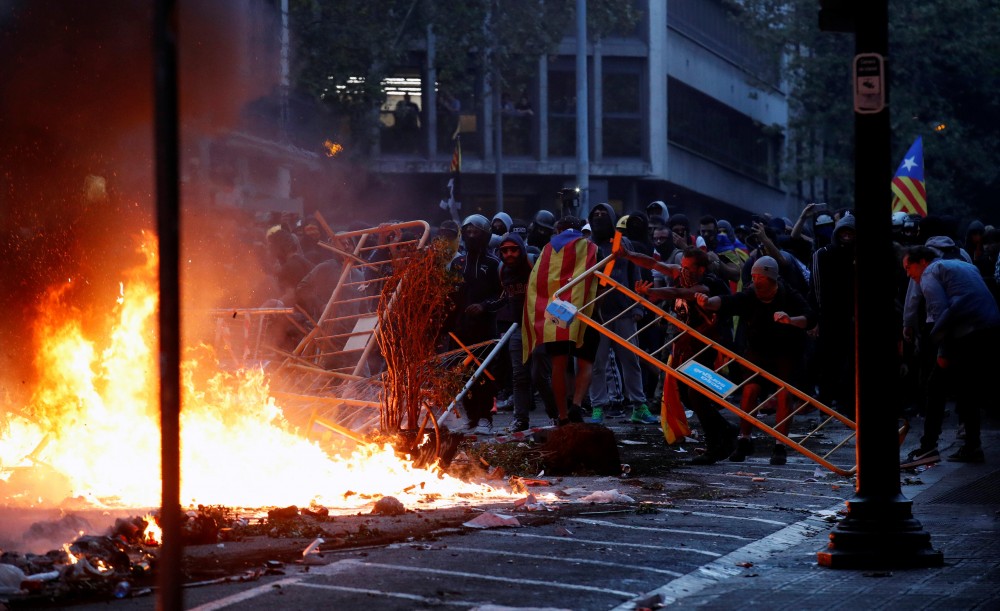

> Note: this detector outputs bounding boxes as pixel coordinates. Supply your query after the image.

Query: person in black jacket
[484,232,539,432]
[620,246,737,464]
[447,215,502,434]
[696,255,816,465]
[809,214,856,417]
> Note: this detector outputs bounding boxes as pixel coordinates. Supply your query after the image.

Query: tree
[730,0,1000,222]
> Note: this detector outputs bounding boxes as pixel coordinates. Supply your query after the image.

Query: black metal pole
[817,0,941,568]
[153,0,184,608]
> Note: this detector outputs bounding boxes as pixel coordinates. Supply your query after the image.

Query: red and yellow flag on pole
[891,136,927,216]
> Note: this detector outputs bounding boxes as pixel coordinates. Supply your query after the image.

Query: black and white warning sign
[853,53,885,114]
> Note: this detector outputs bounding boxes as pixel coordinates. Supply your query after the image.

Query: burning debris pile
[0,234,519,513]
[0,514,160,603]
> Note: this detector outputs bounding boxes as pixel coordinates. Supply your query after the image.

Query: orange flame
[143,514,162,545]
[62,543,79,564]
[2,233,518,511]
[323,139,343,157]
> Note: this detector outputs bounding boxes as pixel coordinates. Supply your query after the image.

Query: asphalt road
[59,413,866,611]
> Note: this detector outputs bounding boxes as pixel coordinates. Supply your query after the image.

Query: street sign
[853,53,885,114]
[678,361,736,397]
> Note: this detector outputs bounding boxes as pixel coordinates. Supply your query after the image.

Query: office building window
[602,64,642,158]
[548,68,577,157]
[668,78,781,185]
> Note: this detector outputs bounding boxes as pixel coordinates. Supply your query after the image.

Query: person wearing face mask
[618,246,737,463]
[587,203,658,425]
[526,209,557,250]
[808,214,857,417]
[488,212,514,253]
[448,214,503,435]
[695,256,815,465]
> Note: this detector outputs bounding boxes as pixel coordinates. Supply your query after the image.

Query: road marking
[653,508,787,526]
[607,509,834,610]
[568,518,753,540]
[440,545,684,577]
[480,530,721,557]
[294,582,475,606]
[706,483,753,491]
[760,489,847,500]
[188,577,303,611]
[318,558,637,597]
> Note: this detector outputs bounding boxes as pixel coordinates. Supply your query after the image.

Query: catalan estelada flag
[522,231,598,363]
[891,136,927,217]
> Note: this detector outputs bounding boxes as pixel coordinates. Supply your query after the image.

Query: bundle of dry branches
[375,240,460,432]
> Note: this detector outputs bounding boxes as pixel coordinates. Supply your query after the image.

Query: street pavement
[62,407,1000,610]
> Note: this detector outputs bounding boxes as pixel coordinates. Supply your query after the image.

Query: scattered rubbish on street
[577,489,636,503]
[302,537,324,557]
[462,512,521,529]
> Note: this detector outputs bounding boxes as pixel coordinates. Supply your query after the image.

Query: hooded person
[808,213,857,415]
[588,202,617,243]
[624,212,655,281]
[483,232,535,431]
[645,200,670,224]
[586,203,658,424]
[718,217,751,254]
[489,212,514,251]
[447,214,503,433]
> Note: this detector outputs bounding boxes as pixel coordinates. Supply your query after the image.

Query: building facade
[367,0,794,226]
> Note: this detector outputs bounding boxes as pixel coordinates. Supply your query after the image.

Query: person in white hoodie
[488,212,514,253]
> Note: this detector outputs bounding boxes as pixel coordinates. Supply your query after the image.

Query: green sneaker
[630,403,659,424]
[589,405,605,424]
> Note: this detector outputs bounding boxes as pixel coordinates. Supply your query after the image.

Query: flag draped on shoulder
[522,232,598,362]
[891,136,927,217]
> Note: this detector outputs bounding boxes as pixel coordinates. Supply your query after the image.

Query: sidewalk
[620,414,1000,609]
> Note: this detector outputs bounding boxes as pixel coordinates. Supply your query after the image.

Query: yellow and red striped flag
[661,375,691,445]
[449,135,461,174]
[891,136,927,217]
[522,232,598,362]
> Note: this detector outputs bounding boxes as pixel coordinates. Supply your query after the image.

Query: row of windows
[378,68,778,186]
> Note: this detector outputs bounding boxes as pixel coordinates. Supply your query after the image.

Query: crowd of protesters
[251,200,999,468]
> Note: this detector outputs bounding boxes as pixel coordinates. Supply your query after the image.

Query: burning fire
[322,139,343,157]
[143,514,162,545]
[1,234,515,511]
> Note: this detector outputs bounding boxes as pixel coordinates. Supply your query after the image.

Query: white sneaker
[473,419,494,435]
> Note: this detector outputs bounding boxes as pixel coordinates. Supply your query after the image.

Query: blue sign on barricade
[678,361,736,397]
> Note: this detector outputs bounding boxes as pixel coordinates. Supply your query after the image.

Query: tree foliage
[289,0,640,154]
[731,0,1000,221]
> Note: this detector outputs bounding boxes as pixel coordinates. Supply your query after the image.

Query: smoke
[0,0,279,396]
